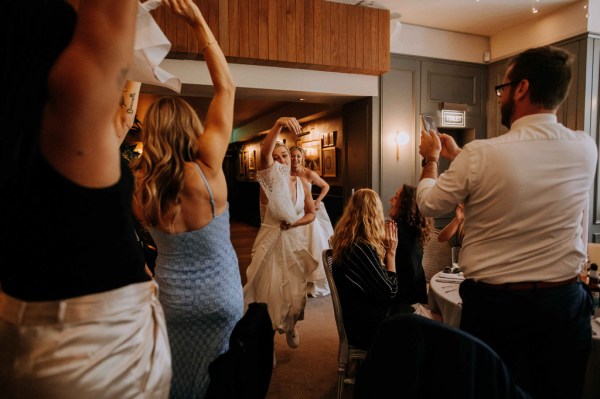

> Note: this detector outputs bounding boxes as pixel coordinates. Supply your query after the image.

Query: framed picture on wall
[323,131,337,147]
[239,151,245,176]
[302,140,322,176]
[323,147,336,177]
[247,150,256,171]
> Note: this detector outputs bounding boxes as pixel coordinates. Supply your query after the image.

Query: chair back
[322,249,349,361]
[323,248,369,399]
[354,314,531,399]
[422,229,452,281]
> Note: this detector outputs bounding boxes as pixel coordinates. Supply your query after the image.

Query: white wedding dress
[302,184,333,297]
[243,162,318,333]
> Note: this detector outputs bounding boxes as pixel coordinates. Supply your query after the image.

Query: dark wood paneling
[239,0,250,58]
[228,0,240,57]
[343,98,373,201]
[218,0,230,54]
[303,0,314,65]
[147,0,389,76]
[313,0,324,65]
[258,0,269,59]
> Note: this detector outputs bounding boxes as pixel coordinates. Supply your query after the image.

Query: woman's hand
[383,220,398,273]
[383,220,398,255]
[280,221,292,231]
[455,203,465,220]
[162,0,202,26]
[314,199,321,211]
[277,117,302,136]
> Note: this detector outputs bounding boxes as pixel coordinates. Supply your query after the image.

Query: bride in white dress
[243,117,317,352]
[290,146,333,297]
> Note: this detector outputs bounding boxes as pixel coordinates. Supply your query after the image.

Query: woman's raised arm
[42,0,137,187]
[163,0,236,173]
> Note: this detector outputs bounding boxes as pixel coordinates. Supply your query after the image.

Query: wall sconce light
[394,131,409,161]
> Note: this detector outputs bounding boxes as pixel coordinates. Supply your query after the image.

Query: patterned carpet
[267,295,343,399]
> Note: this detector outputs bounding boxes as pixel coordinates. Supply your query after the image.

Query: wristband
[421,157,439,167]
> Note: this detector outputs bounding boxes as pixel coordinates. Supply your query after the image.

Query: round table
[427,271,463,328]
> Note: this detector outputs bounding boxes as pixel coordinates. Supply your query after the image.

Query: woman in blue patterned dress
[132,1,243,397]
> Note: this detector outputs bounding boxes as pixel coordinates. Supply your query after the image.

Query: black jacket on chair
[205,302,274,399]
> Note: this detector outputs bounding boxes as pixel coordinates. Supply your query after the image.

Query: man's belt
[476,276,579,290]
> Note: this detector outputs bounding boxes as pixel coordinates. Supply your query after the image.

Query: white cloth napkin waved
[128,0,182,93]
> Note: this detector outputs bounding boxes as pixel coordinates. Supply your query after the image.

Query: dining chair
[322,249,368,399]
[354,314,531,399]
[422,228,453,281]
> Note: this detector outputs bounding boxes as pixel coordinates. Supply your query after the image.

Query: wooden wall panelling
[239,0,250,58]
[228,0,240,57]
[247,0,259,59]
[355,9,364,70]
[362,8,373,71]
[330,2,341,68]
[347,7,357,70]
[378,11,390,71]
[275,0,286,63]
[207,0,220,47]
[218,0,230,54]
[147,0,390,75]
[339,5,348,68]
[296,0,306,64]
[267,0,277,60]
[313,0,324,65]
[258,0,269,59]
[286,0,297,63]
[321,1,332,67]
[303,0,314,65]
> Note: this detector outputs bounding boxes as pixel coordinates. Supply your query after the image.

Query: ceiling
[150,0,582,130]
[329,0,580,37]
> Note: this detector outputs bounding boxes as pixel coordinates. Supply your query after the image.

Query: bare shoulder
[303,168,318,182]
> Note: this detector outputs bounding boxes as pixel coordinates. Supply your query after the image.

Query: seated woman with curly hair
[388,184,433,308]
[329,189,399,350]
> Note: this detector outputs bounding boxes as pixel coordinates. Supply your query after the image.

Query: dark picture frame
[247,150,256,171]
[302,139,322,176]
[239,151,245,176]
[323,130,337,147]
[323,147,336,177]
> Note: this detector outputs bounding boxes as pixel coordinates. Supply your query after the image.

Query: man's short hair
[507,45,573,110]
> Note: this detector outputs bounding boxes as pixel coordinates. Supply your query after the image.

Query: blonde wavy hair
[330,188,386,265]
[131,96,203,227]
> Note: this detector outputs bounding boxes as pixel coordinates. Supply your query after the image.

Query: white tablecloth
[427,271,463,328]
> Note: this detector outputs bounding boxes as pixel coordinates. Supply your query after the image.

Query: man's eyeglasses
[495,82,517,97]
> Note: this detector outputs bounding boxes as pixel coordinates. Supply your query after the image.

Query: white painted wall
[390,23,490,64]
[588,0,600,34]
[159,59,378,98]
[490,0,590,61]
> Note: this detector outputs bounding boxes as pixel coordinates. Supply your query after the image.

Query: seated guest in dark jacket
[388,184,433,307]
[330,189,399,349]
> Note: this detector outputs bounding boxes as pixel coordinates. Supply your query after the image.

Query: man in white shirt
[417,46,597,399]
